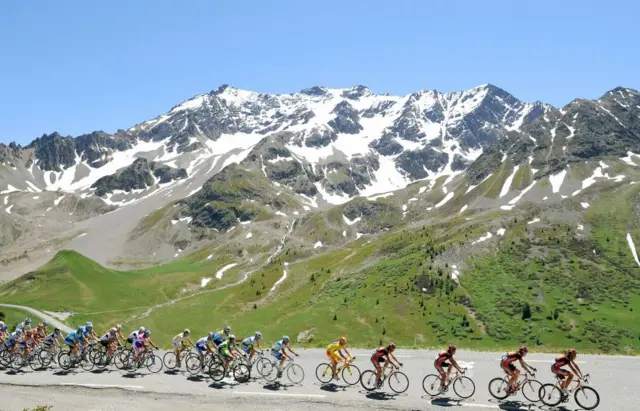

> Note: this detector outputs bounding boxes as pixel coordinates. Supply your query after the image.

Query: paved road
[0,349,637,410]
[0,304,73,333]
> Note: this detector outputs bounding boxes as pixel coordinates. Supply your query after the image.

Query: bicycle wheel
[522,379,542,402]
[255,357,272,377]
[360,370,378,391]
[574,386,600,410]
[538,383,562,407]
[145,355,163,373]
[58,352,72,371]
[0,350,10,367]
[287,363,305,384]
[80,354,95,372]
[389,370,409,393]
[422,374,443,396]
[113,350,127,370]
[315,363,334,383]
[10,353,26,371]
[262,361,279,382]
[163,352,178,370]
[39,349,54,367]
[488,377,510,400]
[186,353,202,375]
[28,351,43,371]
[453,376,475,399]
[233,363,250,382]
[341,364,361,386]
[209,363,226,382]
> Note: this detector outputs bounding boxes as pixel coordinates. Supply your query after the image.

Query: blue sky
[1,0,638,144]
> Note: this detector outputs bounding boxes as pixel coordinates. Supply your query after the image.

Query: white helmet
[184,329,190,335]
[254,331,262,339]
[116,324,122,330]
[110,328,117,334]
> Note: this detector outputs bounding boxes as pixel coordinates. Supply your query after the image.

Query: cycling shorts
[271,350,282,361]
[327,350,341,362]
[133,340,145,354]
[172,341,184,350]
[551,363,570,379]
[196,343,207,355]
[219,348,231,360]
[242,345,252,355]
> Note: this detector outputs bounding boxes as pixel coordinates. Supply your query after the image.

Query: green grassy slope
[1,184,639,353]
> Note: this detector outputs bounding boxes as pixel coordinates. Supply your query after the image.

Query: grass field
[1,182,639,353]
[0,307,44,331]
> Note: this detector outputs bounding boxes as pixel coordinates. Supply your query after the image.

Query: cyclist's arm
[450,357,463,372]
[147,338,159,350]
[285,345,298,356]
[519,359,535,373]
[569,360,583,378]
[342,348,353,359]
[388,353,401,367]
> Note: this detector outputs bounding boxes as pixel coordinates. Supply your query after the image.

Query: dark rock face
[451,154,470,171]
[396,148,449,179]
[299,86,328,96]
[75,131,135,168]
[28,133,77,171]
[341,85,371,100]
[304,128,338,148]
[0,142,22,166]
[91,158,187,196]
[328,101,363,134]
[361,100,396,118]
[369,135,403,156]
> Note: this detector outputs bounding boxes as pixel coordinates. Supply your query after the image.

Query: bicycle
[422,368,475,399]
[208,354,250,383]
[262,355,305,384]
[488,369,541,403]
[186,351,220,375]
[360,363,409,393]
[316,356,361,385]
[58,346,93,372]
[163,344,194,370]
[539,373,600,409]
[124,348,163,373]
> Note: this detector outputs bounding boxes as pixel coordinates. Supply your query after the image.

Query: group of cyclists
[1,318,585,397]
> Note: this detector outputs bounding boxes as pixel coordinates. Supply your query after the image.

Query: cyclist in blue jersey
[3,329,23,354]
[271,336,298,378]
[16,318,32,332]
[195,333,216,371]
[64,326,87,356]
[241,332,263,362]
[212,325,231,348]
[83,322,99,343]
[0,322,8,342]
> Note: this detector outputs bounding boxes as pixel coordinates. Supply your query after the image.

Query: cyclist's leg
[435,359,447,387]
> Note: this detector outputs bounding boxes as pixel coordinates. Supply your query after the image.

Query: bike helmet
[184,328,190,335]
[110,328,117,334]
[223,325,231,333]
[77,325,84,332]
[448,344,457,353]
[282,335,290,343]
[229,334,236,341]
[25,318,32,324]
[139,326,146,333]
[339,336,346,345]
[209,332,215,339]
[519,345,528,355]
[54,328,61,333]
[144,330,151,336]
[387,342,396,351]
[254,331,262,339]
[42,320,48,326]
[116,324,122,330]
[567,348,577,358]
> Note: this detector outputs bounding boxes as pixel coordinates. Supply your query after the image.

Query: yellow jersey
[327,341,343,353]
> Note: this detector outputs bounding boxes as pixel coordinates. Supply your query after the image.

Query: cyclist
[34,322,48,344]
[371,342,401,388]
[326,337,353,380]
[195,332,215,371]
[99,328,119,357]
[16,317,32,332]
[127,326,146,345]
[0,322,8,341]
[64,326,87,356]
[134,329,159,367]
[552,349,584,396]
[171,329,194,368]
[3,329,22,354]
[83,322,99,342]
[113,324,126,344]
[212,325,231,348]
[501,345,536,392]
[271,336,298,378]
[434,344,464,391]
[241,331,263,363]
[218,334,242,371]
[43,327,63,356]
[37,320,49,332]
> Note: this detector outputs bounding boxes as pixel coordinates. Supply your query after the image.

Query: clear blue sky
[1,0,638,145]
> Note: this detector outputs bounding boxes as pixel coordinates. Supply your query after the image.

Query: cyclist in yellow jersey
[326,337,352,380]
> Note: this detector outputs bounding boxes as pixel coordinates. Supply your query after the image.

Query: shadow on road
[487,399,537,410]
[121,371,143,379]
[164,370,179,376]
[187,375,206,382]
[430,397,463,407]
[52,370,72,376]
[318,382,348,393]
[91,369,110,374]
[209,381,240,390]
[364,391,398,401]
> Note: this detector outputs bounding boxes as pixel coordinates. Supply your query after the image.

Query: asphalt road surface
[0,349,636,410]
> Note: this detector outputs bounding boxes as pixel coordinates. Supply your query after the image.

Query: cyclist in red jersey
[370,342,401,387]
[501,345,536,391]
[552,349,583,395]
[434,345,464,390]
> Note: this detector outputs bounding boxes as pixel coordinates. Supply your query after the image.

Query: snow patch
[314,241,323,249]
[621,152,639,166]
[245,232,253,239]
[496,228,506,236]
[626,233,640,267]
[342,230,346,237]
[472,232,493,244]
[275,211,287,217]
[499,165,520,198]
[528,218,540,225]
[270,262,289,291]
[343,214,361,226]
[419,186,427,194]
[500,205,515,211]
[549,169,567,193]
[434,192,454,208]
[508,181,537,205]
[201,278,212,287]
[356,232,364,240]
[0,184,19,194]
[216,263,238,279]
[581,202,590,209]
[459,205,468,214]
[577,224,584,231]
[5,205,14,214]
[54,195,66,206]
